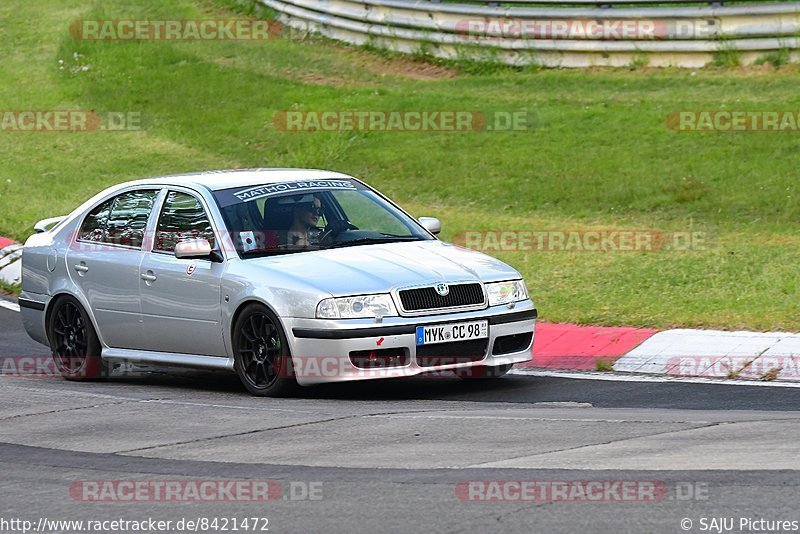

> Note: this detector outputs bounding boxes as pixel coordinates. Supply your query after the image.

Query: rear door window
[78,190,158,248]
[105,190,158,248]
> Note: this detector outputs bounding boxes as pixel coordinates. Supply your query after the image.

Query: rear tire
[233,303,298,397]
[456,363,513,380]
[48,295,107,380]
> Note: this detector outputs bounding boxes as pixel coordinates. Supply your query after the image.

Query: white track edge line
[0,299,20,313]
[510,368,800,388]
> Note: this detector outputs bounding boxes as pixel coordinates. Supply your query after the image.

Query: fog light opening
[349,348,409,369]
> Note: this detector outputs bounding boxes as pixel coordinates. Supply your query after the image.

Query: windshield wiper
[326,236,422,249]
[239,248,312,258]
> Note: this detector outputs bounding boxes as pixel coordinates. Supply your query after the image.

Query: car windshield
[212,179,432,257]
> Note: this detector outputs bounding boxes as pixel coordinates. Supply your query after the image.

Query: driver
[286,196,323,247]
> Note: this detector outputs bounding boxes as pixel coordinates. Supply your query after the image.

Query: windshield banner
[215,179,359,207]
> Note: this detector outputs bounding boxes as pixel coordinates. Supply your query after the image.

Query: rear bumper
[282,302,536,386]
[19,291,49,346]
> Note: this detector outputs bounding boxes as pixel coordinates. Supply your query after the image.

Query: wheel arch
[45,289,110,350]
[229,298,287,345]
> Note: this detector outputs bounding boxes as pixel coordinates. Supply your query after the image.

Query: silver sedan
[19,169,536,396]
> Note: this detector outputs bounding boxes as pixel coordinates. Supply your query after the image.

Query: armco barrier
[0,241,21,285]
[259,0,800,67]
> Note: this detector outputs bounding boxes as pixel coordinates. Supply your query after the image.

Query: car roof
[124,168,357,192]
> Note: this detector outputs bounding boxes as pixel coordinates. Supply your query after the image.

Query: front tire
[48,295,107,380]
[233,303,297,397]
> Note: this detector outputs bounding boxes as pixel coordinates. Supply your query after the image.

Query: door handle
[141,272,157,282]
[74,263,89,273]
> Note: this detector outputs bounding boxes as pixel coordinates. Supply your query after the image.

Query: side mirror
[174,238,222,262]
[418,217,441,235]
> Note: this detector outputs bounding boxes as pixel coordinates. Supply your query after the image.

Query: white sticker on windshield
[240,231,257,252]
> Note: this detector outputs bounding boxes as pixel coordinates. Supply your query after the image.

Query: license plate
[416,320,488,346]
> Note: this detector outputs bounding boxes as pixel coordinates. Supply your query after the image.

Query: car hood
[242,240,521,297]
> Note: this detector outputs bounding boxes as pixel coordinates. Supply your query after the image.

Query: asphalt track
[1,301,799,533]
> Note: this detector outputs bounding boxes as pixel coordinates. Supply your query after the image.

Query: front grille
[399,283,484,312]
[415,339,488,367]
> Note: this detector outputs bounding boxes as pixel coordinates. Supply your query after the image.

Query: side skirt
[102,348,235,371]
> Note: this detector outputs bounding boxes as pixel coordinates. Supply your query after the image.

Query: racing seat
[230,201,279,252]
[262,197,296,246]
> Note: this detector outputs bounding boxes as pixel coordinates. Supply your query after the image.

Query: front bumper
[282,301,536,385]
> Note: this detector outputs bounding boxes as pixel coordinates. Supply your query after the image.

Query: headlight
[486,280,528,306]
[316,294,398,319]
